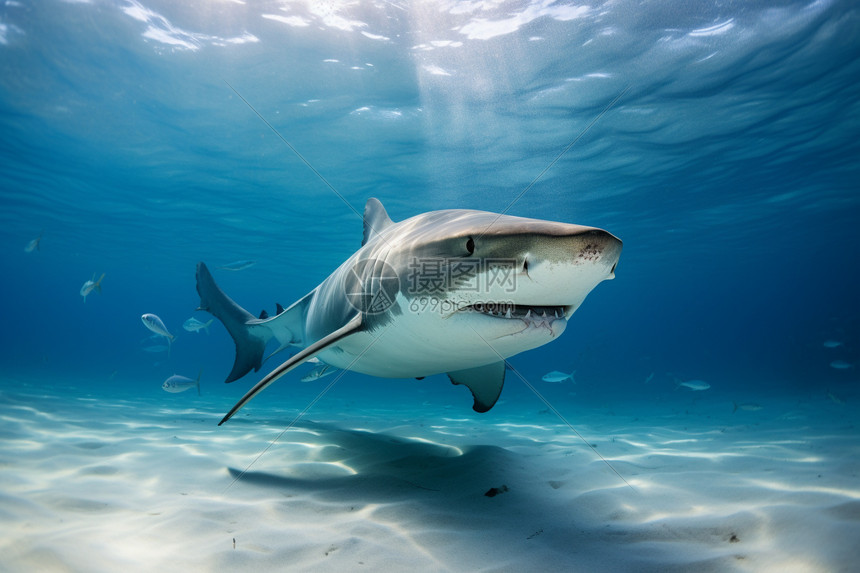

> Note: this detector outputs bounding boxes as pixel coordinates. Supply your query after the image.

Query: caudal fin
[196,262,270,383]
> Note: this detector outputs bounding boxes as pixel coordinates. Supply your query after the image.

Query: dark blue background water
[2,0,858,413]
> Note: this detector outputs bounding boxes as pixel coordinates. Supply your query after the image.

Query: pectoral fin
[218,314,363,425]
[448,361,506,413]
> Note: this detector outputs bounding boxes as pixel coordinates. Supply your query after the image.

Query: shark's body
[198,198,621,424]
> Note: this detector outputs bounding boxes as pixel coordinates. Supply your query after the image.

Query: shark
[198,198,621,425]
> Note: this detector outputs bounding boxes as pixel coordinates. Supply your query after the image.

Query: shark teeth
[467,303,567,323]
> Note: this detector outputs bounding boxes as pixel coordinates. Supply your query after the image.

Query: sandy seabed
[1,381,858,573]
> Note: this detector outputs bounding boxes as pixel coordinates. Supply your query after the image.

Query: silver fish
[217,260,256,271]
[300,364,338,382]
[541,370,575,383]
[733,402,763,413]
[142,345,169,353]
[24,233,42,253]
[162,371,201,395]
[183,317,214,334]
[679,380,710,391]
[141,313,175,341]
[830,360,853,370]
[80,273,105,302]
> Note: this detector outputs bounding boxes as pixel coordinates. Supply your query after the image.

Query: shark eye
[465,237,475,255]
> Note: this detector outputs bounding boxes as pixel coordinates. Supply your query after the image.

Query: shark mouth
[465,303,569,326]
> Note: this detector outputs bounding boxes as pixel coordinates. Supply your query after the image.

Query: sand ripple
[1,388,858,572]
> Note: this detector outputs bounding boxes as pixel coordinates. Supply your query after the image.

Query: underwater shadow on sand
[221,421,780,572]
[226,421,524,503]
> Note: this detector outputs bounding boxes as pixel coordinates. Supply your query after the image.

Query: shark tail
[196,262,271,383]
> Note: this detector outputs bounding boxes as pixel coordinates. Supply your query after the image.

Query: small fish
[182,317,214,334]
[301,364,338,382]
[541,370,575,383]
[80,273,105,302]
[679,380,710,391]
[644,372,655,384]
[830,360,853,370]
[217,260,256,271]
[24,232,42,253]
[141,313,175,341]
[827,391,844,405]
[142,344,169,353]
[733,401,763,413]
[162,371,201,395]
[822,340,844,348]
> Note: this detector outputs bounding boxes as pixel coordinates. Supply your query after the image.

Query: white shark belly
[317,297,567,378]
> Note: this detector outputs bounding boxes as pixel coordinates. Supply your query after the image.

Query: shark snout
[594,230,622,279]
[565,228,622,276]
[511,226,622,287]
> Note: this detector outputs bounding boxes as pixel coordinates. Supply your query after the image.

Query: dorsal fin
[362,197,395,246]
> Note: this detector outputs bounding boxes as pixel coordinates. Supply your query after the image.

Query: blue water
[3,3,860,571]
[2,1,859,409]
